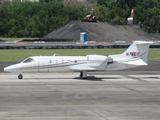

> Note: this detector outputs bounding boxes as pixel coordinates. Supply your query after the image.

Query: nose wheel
[18,74,23,79]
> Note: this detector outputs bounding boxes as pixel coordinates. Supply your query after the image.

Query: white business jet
[4,41,151,79]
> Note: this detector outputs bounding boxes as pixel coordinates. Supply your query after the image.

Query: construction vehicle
[81,14,97,22]
[81,13,107,22]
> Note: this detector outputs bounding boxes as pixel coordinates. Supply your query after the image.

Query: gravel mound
[43,21,160,42]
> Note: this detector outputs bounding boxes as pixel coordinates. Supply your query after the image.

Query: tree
[124,0,136,9]
[97,0,112,6]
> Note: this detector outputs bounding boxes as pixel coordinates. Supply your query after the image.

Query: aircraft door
[38,58,49,72]
[48,59,52,72]
[87,55,89,61]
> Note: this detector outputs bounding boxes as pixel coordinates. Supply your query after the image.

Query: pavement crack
[125,75,148,82]
[93,111,109,120]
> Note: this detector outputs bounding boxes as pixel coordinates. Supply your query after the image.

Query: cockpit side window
[23,58,35,63]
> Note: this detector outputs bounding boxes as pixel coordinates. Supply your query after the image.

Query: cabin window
[55,60,58,63]
[23,58,35,63]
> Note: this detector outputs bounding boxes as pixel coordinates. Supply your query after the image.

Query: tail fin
[109,41,152,63]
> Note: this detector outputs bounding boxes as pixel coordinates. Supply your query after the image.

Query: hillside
[43,21,160,42]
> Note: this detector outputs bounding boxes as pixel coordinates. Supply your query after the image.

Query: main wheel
[18,74,23,79]
[80,72,83,78]
[80,71,87,79]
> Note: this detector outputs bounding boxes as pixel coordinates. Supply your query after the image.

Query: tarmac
[0,72,160,120]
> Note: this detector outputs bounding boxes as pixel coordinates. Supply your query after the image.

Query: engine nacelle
[87,55,113,70]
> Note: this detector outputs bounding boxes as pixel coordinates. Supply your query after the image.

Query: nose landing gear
[18,74,23,79]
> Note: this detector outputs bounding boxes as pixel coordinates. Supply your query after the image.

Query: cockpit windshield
[22,58,35,63]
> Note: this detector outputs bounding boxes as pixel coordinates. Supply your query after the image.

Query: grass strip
[0,49,159,62]
[0,38,38,41]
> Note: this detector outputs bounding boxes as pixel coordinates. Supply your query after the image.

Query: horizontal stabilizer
[122,59,148,66]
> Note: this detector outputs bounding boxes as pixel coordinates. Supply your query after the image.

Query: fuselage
[4,55,109,73]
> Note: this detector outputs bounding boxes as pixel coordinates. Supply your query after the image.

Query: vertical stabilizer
[109,41,152,63]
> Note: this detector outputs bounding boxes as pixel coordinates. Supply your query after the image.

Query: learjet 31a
[4,41,151,79]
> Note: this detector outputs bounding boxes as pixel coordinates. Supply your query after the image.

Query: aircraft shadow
[24,76,104,81]
[74,76,103,81]
[73,76,121,81]
[23,76,122,81]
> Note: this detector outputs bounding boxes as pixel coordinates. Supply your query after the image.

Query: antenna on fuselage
[53,53,58,56]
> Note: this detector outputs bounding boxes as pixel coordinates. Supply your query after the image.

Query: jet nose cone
[4,63,21,72]
[3,67,6,72]
[4,66,11,72]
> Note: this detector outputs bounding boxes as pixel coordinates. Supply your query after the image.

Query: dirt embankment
[44,21,160,42]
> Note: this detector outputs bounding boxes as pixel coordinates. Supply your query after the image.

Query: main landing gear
[80,71,87,79]
[18,74,23,79]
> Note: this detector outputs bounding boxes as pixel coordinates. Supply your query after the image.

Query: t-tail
[108,41,152,66]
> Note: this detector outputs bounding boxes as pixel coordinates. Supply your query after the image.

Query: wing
[69,66,96,71]
[69,57,113,71]
[96,57,113,70]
